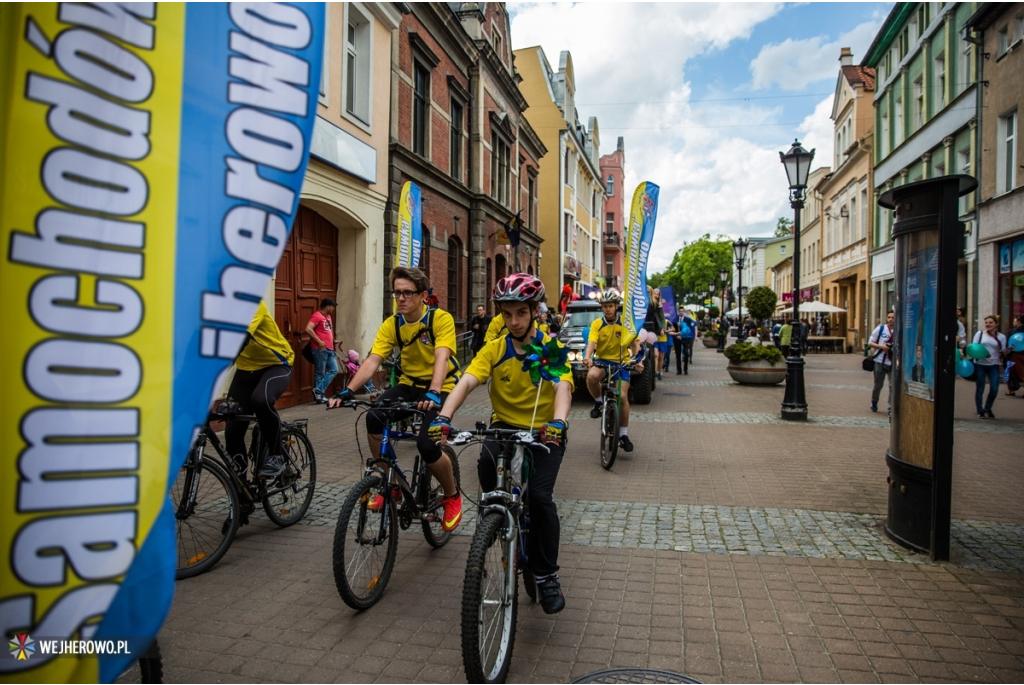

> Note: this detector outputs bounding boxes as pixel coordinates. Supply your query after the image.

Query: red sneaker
[367,486,402,511]
[441,493,463,532]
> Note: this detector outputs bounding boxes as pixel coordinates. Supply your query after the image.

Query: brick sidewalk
[158,344,1024,683]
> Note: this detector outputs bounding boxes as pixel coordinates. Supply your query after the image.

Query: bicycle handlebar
[327,398,426,414]
[447,425,550,452]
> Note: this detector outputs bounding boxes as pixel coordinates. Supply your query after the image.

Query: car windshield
[562,309,603,329]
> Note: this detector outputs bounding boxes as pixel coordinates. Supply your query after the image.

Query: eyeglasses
[394,290,422,300]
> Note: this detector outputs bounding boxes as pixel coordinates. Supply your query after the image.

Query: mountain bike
[331,399,461,610]
[450,425,546,684]
[173,401,317,579]
[592,350,643,470]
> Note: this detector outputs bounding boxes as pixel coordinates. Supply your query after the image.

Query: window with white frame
[933,53,945,112]
[345,5,372,124]
[606,212,614,235]
[998,110,1018,194]
[563,213,571,252]
[450,100,463,182]
[959,37,972,95]
[998,26,1009,56]
[412,63,430,156]
[913,77,924,129]
[860,188,868,241]
[908,13,918,44]
[894,95,903,146]
[850,196,858,242]
[606,174,614,195]
[491,133,511,206]
[880,103,890,157]
[1014,13,1024,43]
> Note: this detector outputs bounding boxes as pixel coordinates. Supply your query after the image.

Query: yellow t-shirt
[537,321,550,336]
[236,301,295,371]
[465,332,573,429]
[588,316,633,363]
[370,305,460,393]
[484,313,506,343]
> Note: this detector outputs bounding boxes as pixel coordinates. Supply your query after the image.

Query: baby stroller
[343,350,378,396]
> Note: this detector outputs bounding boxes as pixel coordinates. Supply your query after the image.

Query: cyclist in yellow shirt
[227,301,295,477]
[583,289,643,452]
[484,311,506,343]
[429,273,571,614]
[329,267,463,531]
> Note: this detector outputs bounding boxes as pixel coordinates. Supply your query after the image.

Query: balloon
[956,358,975,378]
[1009,332,1024,351]
[581,327,589,344]
[965,342,989,360]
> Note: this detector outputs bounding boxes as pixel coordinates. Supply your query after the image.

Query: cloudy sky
[509,2,892,273]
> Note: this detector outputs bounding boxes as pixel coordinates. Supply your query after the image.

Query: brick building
[600,137,626,290]
[384,2,545,330]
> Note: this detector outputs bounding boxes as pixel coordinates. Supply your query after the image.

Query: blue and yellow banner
[0,3,323,681]
[622,182,660,340]
[396,181,423,269]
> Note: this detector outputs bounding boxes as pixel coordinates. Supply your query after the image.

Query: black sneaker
[590,402,602,419]
[535,576,565,614]
[258,453,286,477]
[619,435,634,452]
[977,411,986,419]
[985,410,995,419]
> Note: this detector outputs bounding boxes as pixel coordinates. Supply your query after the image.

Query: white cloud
[511,3,799,273]
[796,94,836,173]
[749,19,883,91]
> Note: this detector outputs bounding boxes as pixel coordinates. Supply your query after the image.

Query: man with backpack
[867,311,895,415]
[329,266,464,531]
[675,307,696,375]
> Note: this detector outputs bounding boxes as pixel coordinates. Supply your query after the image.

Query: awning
[831,269,859,283]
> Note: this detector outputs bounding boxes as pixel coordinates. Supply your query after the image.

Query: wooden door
[275,206,339,408]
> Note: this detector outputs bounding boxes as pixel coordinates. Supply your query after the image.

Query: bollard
[877,175,976,561]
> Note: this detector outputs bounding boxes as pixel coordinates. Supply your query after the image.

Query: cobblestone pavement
[161,343,1024,683]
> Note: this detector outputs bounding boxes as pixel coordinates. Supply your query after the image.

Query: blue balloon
[1009,332,1024,351]
[956,358,975,378]
[581,327,590,344]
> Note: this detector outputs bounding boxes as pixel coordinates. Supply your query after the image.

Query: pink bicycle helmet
[492,273,545,303]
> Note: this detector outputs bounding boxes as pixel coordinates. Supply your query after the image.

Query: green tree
[646,234,734,297]
[746,286,777,324]
[775,217,793,237]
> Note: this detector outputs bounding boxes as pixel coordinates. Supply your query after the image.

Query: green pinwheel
[521,337,570,385]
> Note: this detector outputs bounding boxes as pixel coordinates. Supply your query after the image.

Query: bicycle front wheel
[462,512,518,684]
[420,446,462,548]
[333,474,398,610]
[600,397,620,470]
[173,457,240,579]
[263,427,316,526]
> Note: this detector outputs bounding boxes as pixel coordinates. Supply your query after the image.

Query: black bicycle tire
[262,427,317,527]
[174,458,240,580]
[138,638,163,684]
[420,445,462,548]
[462,512,518,684]
[333,473,398,610]
[600,399,620,470]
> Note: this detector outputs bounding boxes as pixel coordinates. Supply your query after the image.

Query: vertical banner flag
[0,3,324,682]
[622,182,660,340]
[660,287,677,323]
[396,181,423,268]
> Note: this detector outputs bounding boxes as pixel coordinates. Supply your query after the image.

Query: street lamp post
[779,139,815,421]
[732,239,749,334]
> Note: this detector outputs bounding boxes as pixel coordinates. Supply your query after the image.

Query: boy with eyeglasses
[329,267,463,531]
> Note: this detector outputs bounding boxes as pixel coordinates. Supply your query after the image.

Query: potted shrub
[724,341,786,385]
[701,330,720,348]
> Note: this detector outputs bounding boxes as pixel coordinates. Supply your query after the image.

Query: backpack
[392,309,462,384]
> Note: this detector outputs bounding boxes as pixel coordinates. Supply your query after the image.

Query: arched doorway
[275,205,339,408]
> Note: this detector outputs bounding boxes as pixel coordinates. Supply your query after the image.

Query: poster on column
[0,3,324,682]
[900,231,938,401]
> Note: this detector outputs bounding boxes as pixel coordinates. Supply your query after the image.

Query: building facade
[385,2,544,330]
[272,2,401,407]
[514,47,606,295]
[799,166,832,309]
[864,2,981,335]
[818,49,875,352]
[600,137,626,290]
[967,3,1024,330]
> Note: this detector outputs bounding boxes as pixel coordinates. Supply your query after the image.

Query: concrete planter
[701,337,719,348]
[727,358,786,385]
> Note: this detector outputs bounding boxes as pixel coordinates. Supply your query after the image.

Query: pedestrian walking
[469,304,491,354]
[779,319,792,358]
[676,308,696,375]
[306,298,340,403]
[867,311,894,414]
[972,315,1007,419]
[717,315,728,351]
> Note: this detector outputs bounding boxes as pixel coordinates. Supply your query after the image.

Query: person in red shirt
[306,298,340,402]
